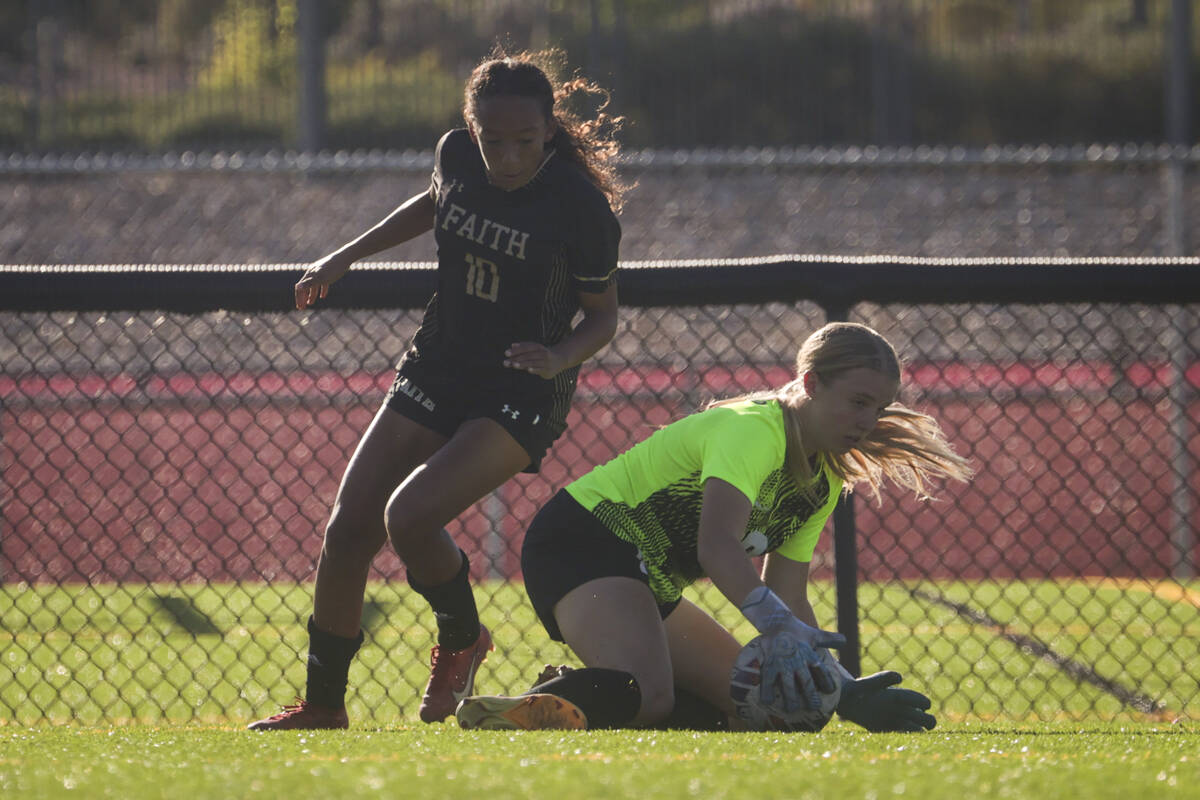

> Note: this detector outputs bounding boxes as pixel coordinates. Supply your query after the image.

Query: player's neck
[489,149,555,191]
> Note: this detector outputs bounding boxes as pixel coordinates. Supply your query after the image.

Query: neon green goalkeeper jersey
[565,398,843,604]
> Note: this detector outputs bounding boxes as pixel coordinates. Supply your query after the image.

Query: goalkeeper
[455,323,974,732]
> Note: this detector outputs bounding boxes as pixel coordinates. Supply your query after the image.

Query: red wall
[3,363,1197,583]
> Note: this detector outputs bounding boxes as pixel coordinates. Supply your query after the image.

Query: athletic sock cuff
[304,616,364,708]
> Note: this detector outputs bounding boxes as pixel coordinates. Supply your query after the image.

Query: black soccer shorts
[383,354,567,473]
[521,490,681,641]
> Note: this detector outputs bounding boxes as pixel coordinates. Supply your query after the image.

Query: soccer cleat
[246,699,349,731]
[531,663,574,689]
[455,693,588,731]
[418,625,494,723]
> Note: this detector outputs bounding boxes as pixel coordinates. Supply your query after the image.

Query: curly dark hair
[463,48,631,212]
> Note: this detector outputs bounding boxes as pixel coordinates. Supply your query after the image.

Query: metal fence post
[1168,0,1192,150]
[483,490,506,581]
[297,0,327,152]
[825,304,862,677]
[1165,0,1191,258]
[1166,309,1196,580]
[1166,0,1194,578]
[832,494,861,678]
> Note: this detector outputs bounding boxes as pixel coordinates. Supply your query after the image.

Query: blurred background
[1,0,1197,262]
[2,1,1198,725]
[1,0,1194,151]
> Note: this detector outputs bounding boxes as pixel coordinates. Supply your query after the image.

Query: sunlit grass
[2,578,1196,727]
[0,721,1195,800]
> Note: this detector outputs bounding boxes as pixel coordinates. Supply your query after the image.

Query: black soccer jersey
[407,128,621,397]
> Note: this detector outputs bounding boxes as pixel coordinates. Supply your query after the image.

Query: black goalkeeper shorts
[521,490,681,642]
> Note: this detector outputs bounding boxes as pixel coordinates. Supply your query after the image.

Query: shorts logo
[499,405,539,425]
[396,376,436,412]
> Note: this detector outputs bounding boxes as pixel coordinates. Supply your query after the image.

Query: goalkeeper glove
[756,631,823,712]
[836,670,937,732]
[739,587,846,711]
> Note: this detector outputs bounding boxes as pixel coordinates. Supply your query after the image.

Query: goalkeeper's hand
[740,587,845,711]
[836,671,937,732]
[757,631,827,712]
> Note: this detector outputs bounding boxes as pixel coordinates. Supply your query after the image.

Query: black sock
[653,686,730,731]
[526,667,641,729]
[304,616,364,708]
[407,549,480,650]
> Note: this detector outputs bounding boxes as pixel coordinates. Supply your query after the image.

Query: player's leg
[658,598,744,730]
[507,600,744,732]
[456,575,672,730]
[315,407,447,636]
[385,416,531,722]
[456,490,672,730]
[248,404,446,730]
[555,576,677,726]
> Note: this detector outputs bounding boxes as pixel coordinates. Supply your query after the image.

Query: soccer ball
[729,634,842,732]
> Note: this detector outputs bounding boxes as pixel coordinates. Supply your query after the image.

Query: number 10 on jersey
[465,254,499,302]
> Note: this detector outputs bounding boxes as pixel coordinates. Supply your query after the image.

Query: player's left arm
[763,551,934,731]
[762,553,818,626]
[504,283,618,378]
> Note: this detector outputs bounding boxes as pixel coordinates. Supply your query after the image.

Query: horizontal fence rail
[1,259,1198,725]
[5,144,1200,175]
[6,256,1200,311]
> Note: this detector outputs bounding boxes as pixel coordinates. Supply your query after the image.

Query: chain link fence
[2,148,1198,265]
[1,262,1197,725]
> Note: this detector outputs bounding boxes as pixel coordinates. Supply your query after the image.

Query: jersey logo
[441,202,530,260]
[500,404,520,420]
[741,530,770,556]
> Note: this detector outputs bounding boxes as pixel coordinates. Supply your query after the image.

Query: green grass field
[1,721,1195,799]
[2,577,1198,797]
[4,578,1197,725]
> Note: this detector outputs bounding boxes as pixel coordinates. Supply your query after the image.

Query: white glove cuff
[739,586,793,634]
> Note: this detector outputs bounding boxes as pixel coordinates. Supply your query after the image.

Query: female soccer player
[249,50,626,730]
[454,322,974,731]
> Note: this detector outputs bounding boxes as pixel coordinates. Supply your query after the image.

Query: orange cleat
[247,699,349,731]
[418,625,494,723]
[455,692,587,731]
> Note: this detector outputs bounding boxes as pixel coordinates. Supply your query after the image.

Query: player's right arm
[295,191,436,310]
[695,477,764,608]
[695,478,844,711]
[694,478,837,689]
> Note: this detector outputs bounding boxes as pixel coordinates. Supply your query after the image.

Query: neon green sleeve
[697,406,787,504]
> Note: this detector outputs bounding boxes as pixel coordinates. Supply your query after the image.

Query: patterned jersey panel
[589,462,834,604]
[568,400,840,604]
